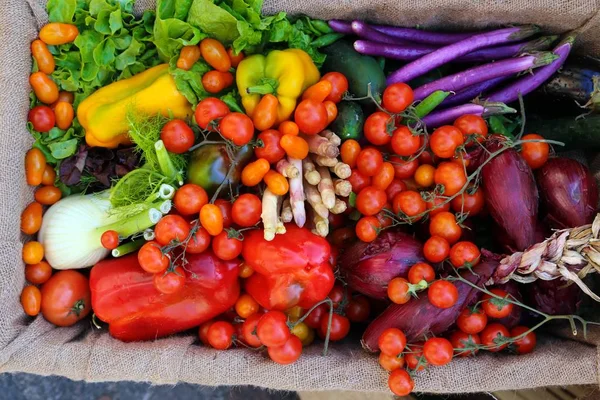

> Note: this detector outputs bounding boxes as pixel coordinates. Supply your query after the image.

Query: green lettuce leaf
[187,0,239,43]
[153,0,205,60]
[47,0,77,22]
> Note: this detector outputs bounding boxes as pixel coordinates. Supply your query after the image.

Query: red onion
[482,139,539,251]
[536,158,598,229]
[528,279,581,315]
[361,256,500,351]
[339,231,424,299]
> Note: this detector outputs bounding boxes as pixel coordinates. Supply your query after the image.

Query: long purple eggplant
[422,102,516,128]
[442,76,510,107]
[354,40,434,60]
[387,25,540,84]
[351,20,409,45]
[371,24,474,45]
[487,33,576,103]
[328,20,354,35]
[458,35,557,63]
[413,52,558,101]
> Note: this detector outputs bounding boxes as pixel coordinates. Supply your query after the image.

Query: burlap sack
[1,0,600,393]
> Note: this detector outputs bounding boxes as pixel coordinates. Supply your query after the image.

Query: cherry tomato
[302,80,333,103]
[429,211,462,244]
[405,343,426,371]
[327,284,345,309]
[321,72,349,103]
[41,165,56,186]
[255,129,285,163]
[200,204,224,236]
[521,133,549,169]
[423,337,453,366]
[449,241,481,268]
[31,39,55,74]
[28,105,55,132]
[280,134,309,159]
[207,321,235,350]
[264,170,289,195]
[379,352,405,372]
[480,323,510,352]
[364,111,394,146]
[21,285,42,316]
[319,313,350,341]
[386,179,406,201]
[372,162,395,191]
[227,48,244,67]
[176,45,201,70]
[454,114,488,145]
[279,120,299,136]
[39,23,79,45]
[34,186,61,205]
[450,330,481,357]
[268,335,302,365]
[202,70,234,94]
[355,216,380,242]
[383,83,414,113]
[54,101,74,130]
[294,99,328,135]
[21,201,43,235]
[434,162,467,196]
[198,320,214,345]
[219,112,254,146]
[423,235,450,263]
[185,226,211,254]
[340,139,361,168]
[331,226,356,246]
[29,72,59,104]
[213,199,233,229]
[392,190,426,219]
[173,184,208,216]
[456,307,488,334]
[160,119,195,154]
[235,293,260,318]
[388,277,413,305]
[25,261,52,285]
[510,326,537,355]
[195,98,229,130]
[378,327,407,355]
[25,148,46,186]
[482,288,514,319]
[212,231,243,261]
[251,93,279,131]
[355,186,387,216]
[200,38,231,72]
[232,193,261,227]
[154,215,190,245]
[426,195,451,217]
[428,280,458,309]
[324,100,338,124]
[304,304,327,329]
[100,230,119,250]
[388,369,414,397]
[389,155,419,179]
[451,188,485,216]
[153,266,186,294]
[241,158,270,187]
[40,270,91,326]
[241,313,263,347]
[22,241,44,265]
[408,262,435,284]
[348,169,371,193]
[430,125,464,158]
[391,126,420,157]
[257,311,291,347]
[414,164,435,188]
[346,296,370,322]
[138,241,170,274]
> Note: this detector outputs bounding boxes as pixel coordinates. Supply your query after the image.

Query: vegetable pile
[20,0,600,396]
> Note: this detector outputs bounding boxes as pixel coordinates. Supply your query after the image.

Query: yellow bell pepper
[236,49,320,124]
[78,64,193,148]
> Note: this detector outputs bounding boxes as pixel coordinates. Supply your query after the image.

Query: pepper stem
[246,78,279,95]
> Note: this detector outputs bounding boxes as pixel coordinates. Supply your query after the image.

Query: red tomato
[423,337,453,366]
[212,231,243,261]
[364,111,394,146]
[268,335,302,365]
[185,226,211,254]
[510,326,537,355]
[356,148,383,177]
[356,186,387,216]
[451,188,485,216]
[434,162,467,196]
[456,307,488,334]
[201,70,234,94]
[304,304,327,329]
[404,343,426,371]
[348,169,372,193]
[454,114,488,145]
[257,311,291,347]
[372,162,395,190]
[429,211,462,244]
[427,280,458,309]
[355,216,381,242]
[219,112,254,146]
[227,48,244,67]
[195,98,229,130]
[154,215,191,245]
[321,72,349,103]
[389,156,419,179]
[379,352,405,372]
[327,284,345,309]
[378,328,407,356]
[430,125,464,158]
[423,235,450,263]
[383,83,414,113]
[480,323,510,352]
[450,330,481,357]
[28,105,55,132]
[392,190,426,219]
[198,320,214,345]
[255,129,285,163]
[407,262,435,284]
[160,119,194,154]
[294,99,328,135]
[100,230,119,250]
[482,288,513,319]
[174,184,208,216]
[40,270,91,327]
[24,261,52,285]
[521,133,549,169]
[153,266,186,294]
[426,196,451,217]
[386,179,406,201]
[232,193,261,227]
[241,313,263,347]
[138,241,170,274]
[319,313,350,341]
[346,296,370,322]
[387,277,412,305]
[207,321,235,350]
[214,199,233,229]
[388,369,414,397]
[449,241,481,268]
[391,126,420,156]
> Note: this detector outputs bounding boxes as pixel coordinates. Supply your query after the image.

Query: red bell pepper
[90,251,240,342]
[242,225,335,311]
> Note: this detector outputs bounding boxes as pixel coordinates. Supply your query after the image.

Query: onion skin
[536,158,598,229]
[339,231,424,299]
[361,256,499,351]
[528,279,581,315]
[482,139,539,251]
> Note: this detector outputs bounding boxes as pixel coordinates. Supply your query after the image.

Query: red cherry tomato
[28,105,55,132]
[427,280,458,309]
[160,119,195,154]
[232,193,261,227]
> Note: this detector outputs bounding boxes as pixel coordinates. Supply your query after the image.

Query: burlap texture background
[1,0,599,393]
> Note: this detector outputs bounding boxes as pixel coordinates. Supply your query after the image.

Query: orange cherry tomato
[414,164,436,188]
[25,148,46,186]
[302,80,333,103]
[372,162,395,190]
[176,45,201,70]
[41,165,56,186]
[23,241,44,265]
[25,261,53,285]
[279,120,299,136]
[252,94,279,131]
[227,48,245,67]
[39,23,79,45]
[29,72,59,104]
[340,139,361,168]
[200,38,231,72]
[321,72,349,103]
[200,204,224,236]
[280,135,309,159]
[54,101,74,130]
[201,70,234,94]
[31,39,55,74]
[239,262,255,278]
[34,186,62,205]
[21,201,43,235]
[264,170,289,195]
[235,294,260,318]
[21,285,42,316]
[393,190,426,220]
[323,101,338,124]
[241,158,270,187]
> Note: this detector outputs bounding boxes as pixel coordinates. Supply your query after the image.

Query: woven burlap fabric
[0,0,599,393]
